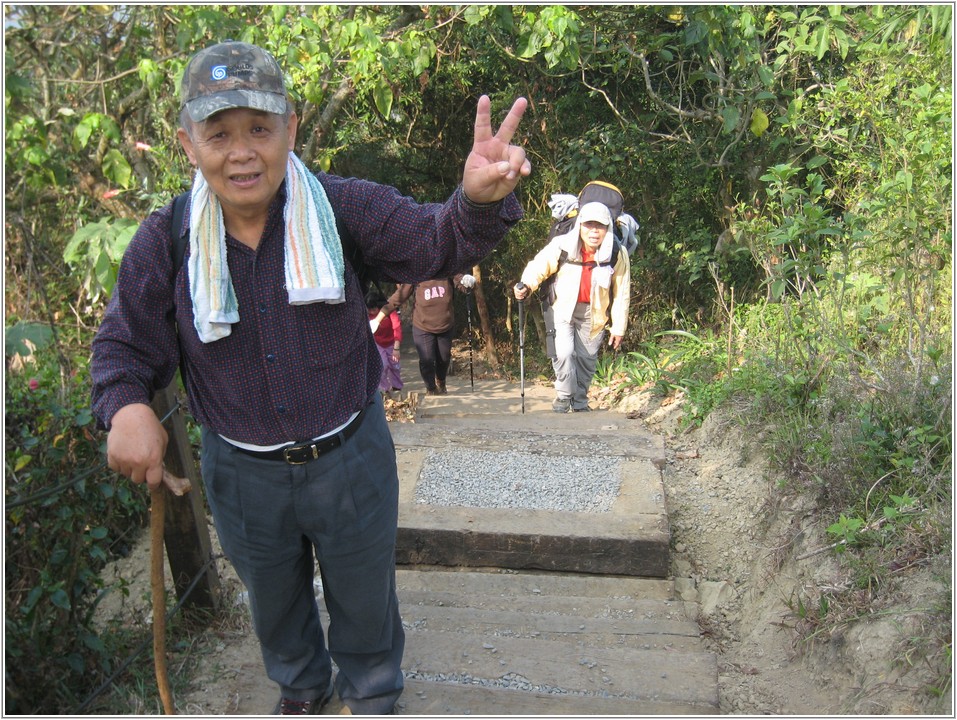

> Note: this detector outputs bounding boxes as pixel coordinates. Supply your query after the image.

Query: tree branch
[579,67,627,127]
[300,81,354,165]
[632,48,717,122]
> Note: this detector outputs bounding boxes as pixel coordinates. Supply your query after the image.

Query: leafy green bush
[5,347,148,713]
[726,278,951,598]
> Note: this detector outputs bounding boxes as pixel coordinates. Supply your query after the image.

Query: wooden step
[399,599,704,653]
[401,633,717,712]
[397,568,701,652]
[397,504,669,576]
[391,567,717,715]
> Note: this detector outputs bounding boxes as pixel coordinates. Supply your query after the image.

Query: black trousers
[412,325,453,390]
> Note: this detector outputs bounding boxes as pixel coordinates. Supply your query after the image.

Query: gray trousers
[552,301,605,410]
[200,393,404,714]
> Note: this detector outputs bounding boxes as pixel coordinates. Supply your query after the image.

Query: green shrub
[594,328,731,428]
[5,347,148,713]
[728,283,951,595]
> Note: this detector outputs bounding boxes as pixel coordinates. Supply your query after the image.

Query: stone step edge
[398,587,696,619]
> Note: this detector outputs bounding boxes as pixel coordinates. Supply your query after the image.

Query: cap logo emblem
[211,65,228,81]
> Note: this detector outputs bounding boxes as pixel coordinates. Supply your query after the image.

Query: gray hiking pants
[552,301,605,410]
[200,393,404,714]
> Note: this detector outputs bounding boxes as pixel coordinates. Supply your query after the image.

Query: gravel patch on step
[416,449,620,512]
[403,670,631,700]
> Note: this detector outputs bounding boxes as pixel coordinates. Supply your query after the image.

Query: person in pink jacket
[367,288,403,393]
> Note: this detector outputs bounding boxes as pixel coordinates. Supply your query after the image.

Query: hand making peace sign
[461,95,531,204]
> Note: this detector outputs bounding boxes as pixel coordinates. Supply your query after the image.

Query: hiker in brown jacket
[385,274,475,394]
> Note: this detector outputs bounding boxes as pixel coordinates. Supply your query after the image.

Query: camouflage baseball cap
[181,41,288,122]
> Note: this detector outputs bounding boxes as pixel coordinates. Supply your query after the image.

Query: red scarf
[577,246,595,303]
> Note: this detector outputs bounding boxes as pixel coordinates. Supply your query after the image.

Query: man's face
[580,221,608,251]
[177,108,297,221]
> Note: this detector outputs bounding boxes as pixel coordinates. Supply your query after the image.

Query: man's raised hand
[462,95,531,204]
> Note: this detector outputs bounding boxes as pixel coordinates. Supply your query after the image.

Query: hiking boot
[572,405,591,412]
[274,678,334,715]
[552,398,571,413]
[276,699,320,715]
[435,379,447,395]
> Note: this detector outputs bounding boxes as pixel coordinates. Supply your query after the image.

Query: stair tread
[401,602,704,652]
[400,587,695,619]
[396,567,674,597]
[398,677,718,715]
[403,628,718,706]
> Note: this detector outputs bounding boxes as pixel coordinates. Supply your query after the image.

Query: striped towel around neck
[187,152,346,343]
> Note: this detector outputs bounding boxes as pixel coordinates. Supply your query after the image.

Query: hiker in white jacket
[514,202,630,413]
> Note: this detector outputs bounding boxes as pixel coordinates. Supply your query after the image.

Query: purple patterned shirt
[91,172,522,445]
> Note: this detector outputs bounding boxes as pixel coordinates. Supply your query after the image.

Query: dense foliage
[4,5,951,712]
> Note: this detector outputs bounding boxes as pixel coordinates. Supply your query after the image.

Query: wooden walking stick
[151,469,192,715]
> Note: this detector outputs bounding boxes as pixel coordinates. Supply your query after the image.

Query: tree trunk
[470,265,499,370]
[150,385,222,611]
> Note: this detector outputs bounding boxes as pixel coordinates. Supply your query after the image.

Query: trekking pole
[515,283,526,414]
[466,292,474,392]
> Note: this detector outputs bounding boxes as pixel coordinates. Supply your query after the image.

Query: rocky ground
[94,352,952,715]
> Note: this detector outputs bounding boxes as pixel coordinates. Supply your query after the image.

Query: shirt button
[277,405,285,414]
[266,354,276,363]
[259,303,267,313]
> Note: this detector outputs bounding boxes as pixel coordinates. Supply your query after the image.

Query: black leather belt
[232,405,368,465]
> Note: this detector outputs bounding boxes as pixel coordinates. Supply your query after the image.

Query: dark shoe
[435,379,447,395]
[552,398,571,413]
[275,678,334,715]
[572,405,591,412]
